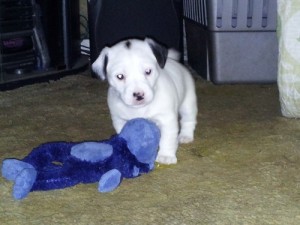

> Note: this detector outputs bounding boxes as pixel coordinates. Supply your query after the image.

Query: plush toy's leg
[13,168,37,200]
[1,159,35,181]
[98,169,122,193]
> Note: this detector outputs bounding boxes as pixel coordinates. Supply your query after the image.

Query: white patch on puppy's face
[93,39,161,107]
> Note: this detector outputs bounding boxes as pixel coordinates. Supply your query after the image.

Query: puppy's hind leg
[178,91,198,144]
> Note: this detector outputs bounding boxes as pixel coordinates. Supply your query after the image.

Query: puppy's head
[92,38,168,107]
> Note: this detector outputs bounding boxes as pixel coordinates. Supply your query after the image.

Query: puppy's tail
[168,49,181,61]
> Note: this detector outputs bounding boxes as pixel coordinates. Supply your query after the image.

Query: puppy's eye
[116,74,125,80]
[145,68,152,76]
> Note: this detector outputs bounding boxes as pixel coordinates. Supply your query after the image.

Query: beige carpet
[1,70,300,225]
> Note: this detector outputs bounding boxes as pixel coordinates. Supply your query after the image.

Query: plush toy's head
[119,118,160,164]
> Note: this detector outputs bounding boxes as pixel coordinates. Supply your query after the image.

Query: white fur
[92,38,198,164]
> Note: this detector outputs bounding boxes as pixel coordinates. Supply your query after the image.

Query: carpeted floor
[0,69,300,225]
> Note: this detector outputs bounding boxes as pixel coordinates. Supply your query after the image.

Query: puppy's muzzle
[133,92,144,101]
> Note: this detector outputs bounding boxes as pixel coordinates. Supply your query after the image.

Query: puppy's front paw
[178,135,194,144]
[156,154,177,165]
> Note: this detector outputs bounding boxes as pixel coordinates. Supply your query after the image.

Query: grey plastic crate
[184,0,278,84]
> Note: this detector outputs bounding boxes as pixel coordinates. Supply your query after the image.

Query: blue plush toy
[1,118,160,200]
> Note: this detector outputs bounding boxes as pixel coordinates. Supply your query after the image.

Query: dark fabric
[88,0,182,64]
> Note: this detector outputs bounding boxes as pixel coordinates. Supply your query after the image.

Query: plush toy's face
[119,118,160,164]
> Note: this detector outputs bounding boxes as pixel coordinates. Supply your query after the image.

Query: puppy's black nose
[133,92,144,101]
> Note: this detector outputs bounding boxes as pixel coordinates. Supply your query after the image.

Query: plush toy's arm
[71,142,113,163]
[98,169,122,192]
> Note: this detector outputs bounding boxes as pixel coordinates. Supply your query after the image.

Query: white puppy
[92,38,197,164]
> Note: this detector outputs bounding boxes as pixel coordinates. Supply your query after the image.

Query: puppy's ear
[145,38,168,68]
[92,47,109,80]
